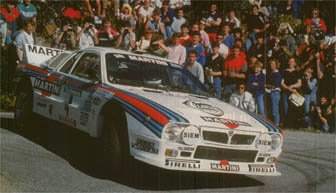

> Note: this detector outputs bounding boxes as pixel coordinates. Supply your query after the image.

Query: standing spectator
[281,57,302,128]
[77,17,98,50]
[171,8,186,33]
[266,59,282,126]
[17,0,37,26]
[229,83,256,112]
[224,10,241,29]
[246,5,270,50]
[158,32,186,65]
[84,0,102,19]
[96,18,118,47]
[214,33,229,58]
[185,31,206,66]
[202,3,221,43]
[0,1,20,45]
[14,19,35,63]
[223,46,247,101]
[304,8,327,33]
[161,0,175,39]
[206,43,225,100]
[248,33,266,64]
[115,22,136,51]
[52,21,76,50]
[219,22,234,48]
[269,39,290,71]
[247,61,265,115]
[179,24,191,46]
[146,9,166,39]
[184,50,204,83]
[301,65,317,128]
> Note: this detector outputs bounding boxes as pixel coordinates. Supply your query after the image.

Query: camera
[124,27,129,34]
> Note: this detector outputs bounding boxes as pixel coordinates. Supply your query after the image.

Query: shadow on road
[1,117,264,191]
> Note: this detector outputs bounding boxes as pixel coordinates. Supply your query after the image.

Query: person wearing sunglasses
[229,83,256,113]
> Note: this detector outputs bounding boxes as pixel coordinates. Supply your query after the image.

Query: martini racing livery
[14,47,283,176]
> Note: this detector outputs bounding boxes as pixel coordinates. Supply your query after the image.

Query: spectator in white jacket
[230,83,256,112]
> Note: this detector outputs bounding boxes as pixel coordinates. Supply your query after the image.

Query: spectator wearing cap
[219,22,235,48]
[0,1,20,45]
[229,83,256,112]
[184,50,204,83]
[115,22,136,51]
[185,31,206,66]
[224,10,241,29]
[161,0,175,39]
[52,21,76,50]
[202,3,222,43]
[14,19,35,63]
[247,61,265,115]
[97,18,118,47]
[304,8,327,33]
[17,0,37,26]
[223,46,247,101]
[158,32,186,65]
[205,43,225,99]
[77,17,98,50]
[266,59,282,126]
[146,9,166,38]
[171,8,186,33]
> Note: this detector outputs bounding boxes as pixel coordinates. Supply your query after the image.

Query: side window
[59,52,83,73]
[72,53,101,81]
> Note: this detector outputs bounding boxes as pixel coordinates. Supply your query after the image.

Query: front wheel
[14,85,33,132]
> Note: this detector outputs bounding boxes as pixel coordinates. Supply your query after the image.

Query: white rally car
[14,47,283,176]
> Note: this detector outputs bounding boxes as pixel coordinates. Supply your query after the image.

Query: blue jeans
[255,94,264,115]
[304,89,317,128]
[213,77,222,100]
[270,92,280,125]
[165,26,173,39]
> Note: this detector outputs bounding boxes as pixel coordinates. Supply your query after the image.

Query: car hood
[115,85,277,133]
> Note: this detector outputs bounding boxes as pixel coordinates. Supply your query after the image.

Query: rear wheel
[14,83,33,132]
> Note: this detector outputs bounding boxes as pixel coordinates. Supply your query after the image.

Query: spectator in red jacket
[304,8,327,33]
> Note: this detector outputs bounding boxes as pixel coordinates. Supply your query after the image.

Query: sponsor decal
[248,164,275,173]
[183,100,224,117]
[131,138,158,154]
[200,116,252,129]
[127,55,168,65]
[34,78,61,96]
[259,153,271,157]
[181,126,200,145]
[257,140,271,146]
[80,112,89,126]
[177,146,195,151]
[210,160,240,172]
[165,159,200,169]
[25,44,70,65]
[58,114,76,127]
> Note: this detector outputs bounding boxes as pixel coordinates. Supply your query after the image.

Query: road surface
[0,118,335,192]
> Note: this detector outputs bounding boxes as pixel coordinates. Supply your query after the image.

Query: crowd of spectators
[0,0,335,132]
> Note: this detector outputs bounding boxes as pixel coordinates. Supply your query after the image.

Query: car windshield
[105,53,208,96]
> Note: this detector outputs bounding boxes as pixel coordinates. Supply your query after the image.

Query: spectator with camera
[52,21,76,50]
[96,18,118,47]
[115,22,136,51]
[77,17,98,50]
[304,8,327,34]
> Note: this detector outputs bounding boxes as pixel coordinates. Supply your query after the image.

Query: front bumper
[130,126,282,176]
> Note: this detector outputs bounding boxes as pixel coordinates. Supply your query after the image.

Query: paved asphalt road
[1,118,335,192]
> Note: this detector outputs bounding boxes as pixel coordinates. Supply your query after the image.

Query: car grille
[201,129,256,145]
[194,146,258,162]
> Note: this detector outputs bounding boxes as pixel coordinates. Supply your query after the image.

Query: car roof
[84,47,175,64]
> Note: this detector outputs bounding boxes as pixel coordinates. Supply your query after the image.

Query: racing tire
[101,110,130,179]
[14,82,34,133]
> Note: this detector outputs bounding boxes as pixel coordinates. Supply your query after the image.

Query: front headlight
[163,123,183,141]
[271,133,282,150]
[181,125,200,146]
[256,133,272,151]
